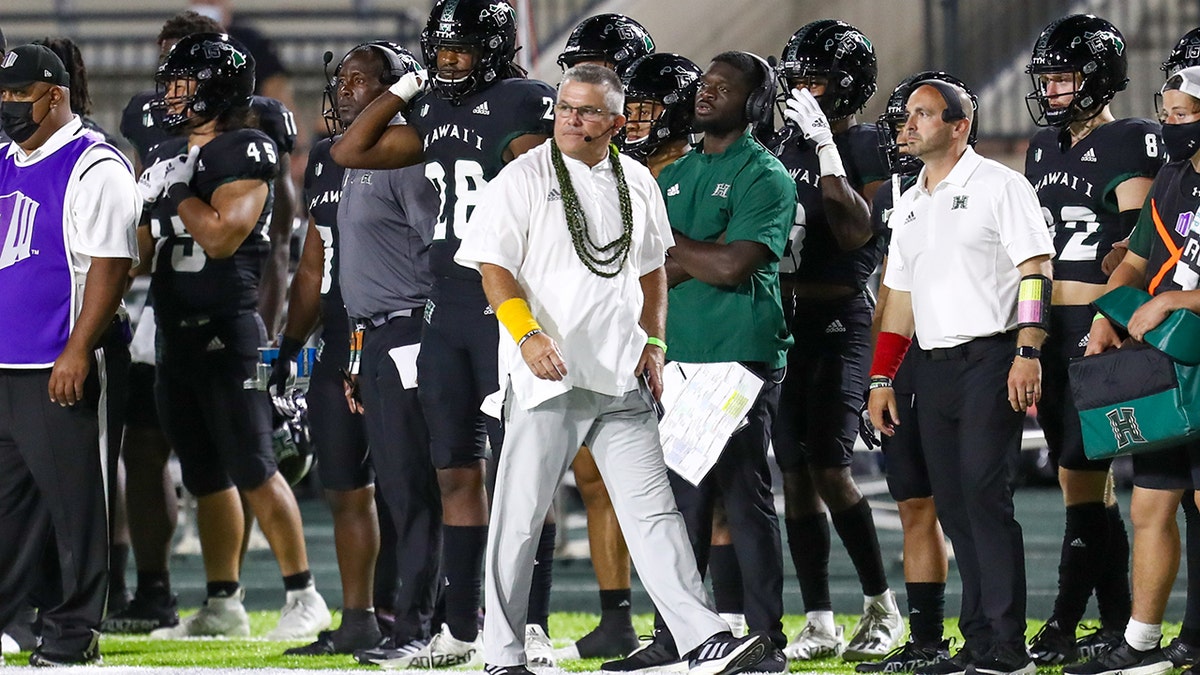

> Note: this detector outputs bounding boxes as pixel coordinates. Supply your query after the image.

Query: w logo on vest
[0,192,39,271]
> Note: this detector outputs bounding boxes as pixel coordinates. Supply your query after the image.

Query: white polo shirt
[455,140,673,409]
[883,147,1053,349]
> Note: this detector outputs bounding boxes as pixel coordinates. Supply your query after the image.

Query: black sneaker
[353,636,429,665]
[969,642,1035,675]
[285,622,384,656]
[1163,636,1200,667]
[914,644,978,675]
[562,622,640,659]
[602,629,682,672]
[29,632,102,668]
[1076,626,1123,662]
[1029,620,1078,665]
[857,640,952,673]
[1062,639,1171,675]
[688,632,778,675]
[100,590,180,634]
[485,664,536,675]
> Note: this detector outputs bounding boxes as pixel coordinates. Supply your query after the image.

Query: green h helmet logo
[1106,407,1146,449]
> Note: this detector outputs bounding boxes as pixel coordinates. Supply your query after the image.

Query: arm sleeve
[723,165,795,258]
[70,147,140,261]
[996,173,1055,266]
[454,162,533,274]
[1127,196,1157,259]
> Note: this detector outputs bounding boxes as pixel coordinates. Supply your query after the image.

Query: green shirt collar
[694,126,755,161]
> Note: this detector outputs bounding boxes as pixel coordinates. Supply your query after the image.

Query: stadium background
[2,0,1197,620]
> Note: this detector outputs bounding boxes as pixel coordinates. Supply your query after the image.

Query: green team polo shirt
[658,128,795,368]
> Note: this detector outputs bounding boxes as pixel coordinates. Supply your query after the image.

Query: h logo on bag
[1106,407,1147,449]
[0,192,39,271]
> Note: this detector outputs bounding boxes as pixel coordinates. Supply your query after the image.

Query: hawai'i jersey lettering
[304,137,350,341]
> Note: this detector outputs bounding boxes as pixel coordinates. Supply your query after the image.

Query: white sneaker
[150,590,250,638]
[265,586,332,640]
[525,624,556,668]
[784,622,845,660]
[378,623,482,669]
[719,613,747,638]
[1,633,16,655]
[843,591,905,661]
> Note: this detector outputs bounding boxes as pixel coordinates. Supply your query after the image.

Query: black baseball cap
[0,44,70,89]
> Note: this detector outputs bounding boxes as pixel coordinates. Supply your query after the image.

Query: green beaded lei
[550,139,633,279]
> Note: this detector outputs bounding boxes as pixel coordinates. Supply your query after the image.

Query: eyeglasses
[554,102,615,122]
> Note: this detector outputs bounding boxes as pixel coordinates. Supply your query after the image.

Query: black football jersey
[872,172,919,250]
[148,128,279,322]
[303,137,351,341]
[409,78,556,285]
[1132,160,1200,294]
[774,122,889,289]
[1025,118,1163,284]
[121,91,298,166]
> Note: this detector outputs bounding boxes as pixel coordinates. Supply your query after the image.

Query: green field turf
[1,612,1183,671]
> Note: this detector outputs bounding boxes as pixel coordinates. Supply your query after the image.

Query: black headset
[742,51,777,125]
[914,79,969,123]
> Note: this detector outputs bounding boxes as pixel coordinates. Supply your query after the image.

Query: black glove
[269,336,305,397]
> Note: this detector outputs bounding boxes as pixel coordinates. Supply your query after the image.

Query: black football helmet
[154,32,255,132]
[1163,27,1200,78]
[557,13,655,76]
[778,19,877,120]
[878,70,977,174]
[420,0,518,104]
[1025,14,1128,128]
[271,389,315,487]
[323,41,423,135]
[617,53,701,161]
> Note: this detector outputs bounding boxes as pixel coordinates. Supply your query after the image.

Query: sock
[443,525,487,642]
[1182,496,1200,642]
[342,607,376,627]
[527,523,555,634]
[1096,504,1132,629]
[787,513,832,612]
[830,498,889,597]
[598,589,633,628]
[282,570,313,592]
[109,543,130,598]
[136,570,171,596]
[708,544,744,614]
[1051,502,1107,628]
[906,582,945,645]
[207,581,240,599]
[806,610,836,633]
[1124,619,1162,652]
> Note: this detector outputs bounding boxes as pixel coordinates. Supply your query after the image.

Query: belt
[923,332,1014,361]
[357,308,415,329]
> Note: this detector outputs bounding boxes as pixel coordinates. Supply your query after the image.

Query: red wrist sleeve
[871,331,912,380]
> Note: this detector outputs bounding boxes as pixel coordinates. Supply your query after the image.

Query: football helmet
[155,32,255,132]
[557,13,655,76]
[617,53,701,160]
[1025,14,1128,128]
[878,70,977,174]
[778,19,877,120]
[323,41,422,135]
[271,388,315,487]
[420,0,518,104]
[1163,27,1200,77]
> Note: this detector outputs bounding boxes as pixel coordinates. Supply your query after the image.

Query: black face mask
[1,89,51,144]
[1163,118,1200,162]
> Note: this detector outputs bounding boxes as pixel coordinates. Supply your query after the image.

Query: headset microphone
[583,125,617,143]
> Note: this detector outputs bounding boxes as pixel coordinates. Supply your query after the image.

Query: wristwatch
[1016,345,1041,360]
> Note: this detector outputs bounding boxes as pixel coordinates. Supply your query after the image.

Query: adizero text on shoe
[913,646,975,675]
[688,632,775,675]
[149,591,249,638]
[1029,621,1078,665]
[602,630,684,672]
[266,586,332,640]
[845,597,905,661]
[856,640,952,673]
[378,623,482,669]
[1062,640,1172,675]
[785,622,845,660]
[101,591,180,634]
[1163,637,1200,668]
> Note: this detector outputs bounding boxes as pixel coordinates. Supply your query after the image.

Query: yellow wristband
[495,297,542,345]
[646,336,667,355]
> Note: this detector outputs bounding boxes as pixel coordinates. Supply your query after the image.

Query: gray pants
[484,386,727,666]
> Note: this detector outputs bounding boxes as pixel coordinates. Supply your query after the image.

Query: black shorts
[125,363,160,429]
[773,293,873,471]
[155,313,275,497]
[1132,440,1200,491]
[309,327,370,491]
[418,286,502,469]
[1038,305,1112,472]
[880,357,932,501]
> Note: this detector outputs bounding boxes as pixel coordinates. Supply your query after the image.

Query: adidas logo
[618,599,631,608]
[548,188,561,202]
[1081,147,1097,162]
[667,183,680,197]
[694,640,731,661]
[1079,333,1090,348]
[825,320,846,334]
[1069,538,1086,548]
[472,102,491,115]
[904,211,916,223]
[0,192,39,271]
[205,336,226,352]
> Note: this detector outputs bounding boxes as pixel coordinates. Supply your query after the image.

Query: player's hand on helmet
[388,64,430,103]
[784,87,834,148]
